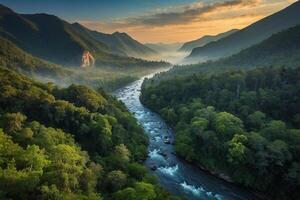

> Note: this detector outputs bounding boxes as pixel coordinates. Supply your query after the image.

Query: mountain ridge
[186,1,300,63]
[179,29,238,52]
[0,4,158,66]
[71,22,158,59]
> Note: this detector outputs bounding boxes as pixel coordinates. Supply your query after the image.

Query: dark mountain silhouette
[158,24,300,79]
[186,1,300,63]
[0,4,158,66]
[218,25,300,67]
[72,22,158,58]
[179,29,238,52]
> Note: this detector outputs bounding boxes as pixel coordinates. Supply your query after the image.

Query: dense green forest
[141,66,300,199]
[0,67,181,200]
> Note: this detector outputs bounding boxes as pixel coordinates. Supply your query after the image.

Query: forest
[0,67,181,200]
[141,66,300,199]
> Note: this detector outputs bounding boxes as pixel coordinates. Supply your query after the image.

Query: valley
[0,1,300,200]
[115,73,260,200]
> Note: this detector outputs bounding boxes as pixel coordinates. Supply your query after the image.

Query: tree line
[141,66,300,199]
[0,67,181,200]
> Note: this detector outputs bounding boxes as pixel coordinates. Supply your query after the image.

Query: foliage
[0,68,178,200]
[141,66,300,199]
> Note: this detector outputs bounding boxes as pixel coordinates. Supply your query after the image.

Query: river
[114,72,258,200]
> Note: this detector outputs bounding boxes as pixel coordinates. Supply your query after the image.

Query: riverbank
[174,153,269,200]
[115,73,260,200]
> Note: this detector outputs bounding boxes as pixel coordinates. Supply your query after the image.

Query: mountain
[218,25,300,67]
[72,22,158,59]
[186,1,300,63]
[151,24,300,82]
[0,4,158,66]
[178,29,238,52]
[0,4,111,66]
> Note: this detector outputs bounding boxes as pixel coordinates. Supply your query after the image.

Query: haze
[0,0,297,43]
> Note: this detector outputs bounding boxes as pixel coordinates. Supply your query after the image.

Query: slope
[0,4,110,66]
[0,35,71,78]
[179,29,238,52]
[186,1,300,63]
[72,22,158,59]
[219,25,300,67]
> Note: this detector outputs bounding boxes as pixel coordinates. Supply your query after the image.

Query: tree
[161,108,177,125]
[114,187,137,200]
[106,170,127,191]
[114,144,131,163]
[45,144,87,191]
[213,112,244,140]
[246,111,266,130]
[134,182,156,200]
[128,163,147,181]
[2,112,27,134]
[80,162,103,193]
[191,117,209,133]
[262,120,287,140]
[267,140,291,167]
[227,134,248,164]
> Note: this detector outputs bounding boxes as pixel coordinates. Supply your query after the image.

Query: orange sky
[80,0,297,43]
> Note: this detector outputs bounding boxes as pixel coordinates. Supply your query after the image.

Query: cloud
[133,0,260,26]
[78,0,295,43]
[97,0,260,28]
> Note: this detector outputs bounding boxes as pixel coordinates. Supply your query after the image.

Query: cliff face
[81,50,95,67]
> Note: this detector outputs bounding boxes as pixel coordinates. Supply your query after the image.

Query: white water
[180,181,205,196]
[114,71,258,200]
[158,164,179,176]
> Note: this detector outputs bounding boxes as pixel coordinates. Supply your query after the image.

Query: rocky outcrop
[81,50,95,67]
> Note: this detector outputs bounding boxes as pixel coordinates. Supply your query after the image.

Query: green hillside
[141,66,300,199]
[0,36,71,78]
[0,67,180,200]
[0,33,169,92]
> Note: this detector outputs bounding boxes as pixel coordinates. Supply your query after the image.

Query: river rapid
[114,72,258,200]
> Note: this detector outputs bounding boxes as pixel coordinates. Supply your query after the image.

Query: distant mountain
[72,22,158,58]
[178,29,238,52]
[164,24,300,79]
[0,4,158,66]
[186,1,300,63]
[145,42,182,53]
[218,25,300,67]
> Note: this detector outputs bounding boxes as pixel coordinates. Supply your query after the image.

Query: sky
[0,0,297,43]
